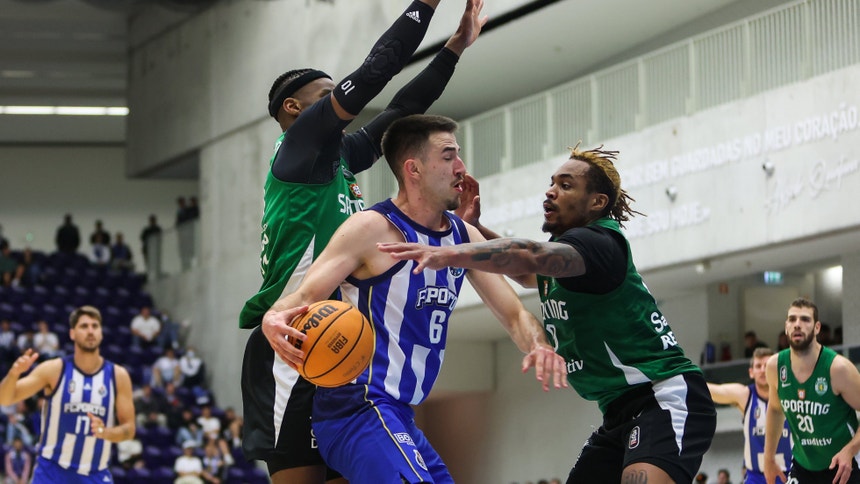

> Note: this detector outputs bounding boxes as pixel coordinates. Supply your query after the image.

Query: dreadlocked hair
[268,68,316,104]
[568,142,644,227]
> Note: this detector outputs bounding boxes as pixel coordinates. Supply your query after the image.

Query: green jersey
[537,217,700,413]
[238,134,365,329]
[777,347,858,471]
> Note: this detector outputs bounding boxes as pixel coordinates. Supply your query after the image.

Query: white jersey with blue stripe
[340,199,469,406]
[39,355,117,475]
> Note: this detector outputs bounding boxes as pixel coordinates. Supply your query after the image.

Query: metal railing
[357,0,860,204]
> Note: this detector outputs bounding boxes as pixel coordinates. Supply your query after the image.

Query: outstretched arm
[706,382,749,412]
[379,237,586,285]
[330,0,441,120]
[348,0,488,172]
[463,225,567,392]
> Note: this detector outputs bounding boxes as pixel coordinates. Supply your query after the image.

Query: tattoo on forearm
[621,470,648,484]
[470,239,584,277]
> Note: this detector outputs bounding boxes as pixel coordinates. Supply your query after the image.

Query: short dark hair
[381,114,458,183]
[69,305,102,328]
[790,297,818,322]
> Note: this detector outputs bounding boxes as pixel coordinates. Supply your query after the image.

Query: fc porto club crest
[68,380,76,394]
[414,449,427,471]
[814,377,828,396]
[99,385,107,396]
[628,426,641,449]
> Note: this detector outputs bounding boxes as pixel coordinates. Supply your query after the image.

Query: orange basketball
[288,300,375,388]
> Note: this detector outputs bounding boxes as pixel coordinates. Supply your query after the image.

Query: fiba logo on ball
[289,300,375,388]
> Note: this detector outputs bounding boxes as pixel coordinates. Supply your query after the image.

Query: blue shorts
[313,387,452,484]
[32,456,113,484]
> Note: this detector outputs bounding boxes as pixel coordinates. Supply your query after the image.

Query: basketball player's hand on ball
[262,305,309,369]
[8,349,39,377]
[88,412,106,439]
[522,343,568,392]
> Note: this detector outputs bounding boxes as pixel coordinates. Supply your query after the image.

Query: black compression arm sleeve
[353,47,460,165]
[332,0,435,116]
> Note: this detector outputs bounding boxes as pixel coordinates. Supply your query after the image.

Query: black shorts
[788,459,860,483]
[241,326,341,479]
[566,372,716,484]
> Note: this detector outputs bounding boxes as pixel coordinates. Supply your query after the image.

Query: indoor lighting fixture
[0,105,129,116]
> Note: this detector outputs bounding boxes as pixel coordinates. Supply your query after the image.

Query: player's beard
[76,338,100,353]
[789,331,815,352]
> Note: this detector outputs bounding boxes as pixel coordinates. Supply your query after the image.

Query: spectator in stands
[17,248,42,287]
[152,347,183,389]
[818,322,833,345]
[179,346,205,388]
[0,319,17,373]
[158,310,181,350]
[197,405,221,443]
[187,197,200,220]
[15,329,35,355]
[33,320,60,361]
[5,408,33,447]
[54,214,80,254]
[110,232,134,272]
[777,331,790,351]
[221,409,242,450]
[176,197,192,225]
[89,220,111,246]
[201,439,226,484]
[176,412,205,449]
[834,326,844,345]
[89,232,111,267]
[176,197,195,271]
[140,214,163,275]
[130,306,161,349]
[163,382,186,429]
[116,437,145,471]
[175,440,205,484]
[0,240,19,287]
[4,436,31,484]
[133,383,168,429]
[743,330,768,358]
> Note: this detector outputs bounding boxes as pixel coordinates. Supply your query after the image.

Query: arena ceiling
[0,0,788,147]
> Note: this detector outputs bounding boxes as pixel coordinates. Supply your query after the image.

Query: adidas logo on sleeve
[405,10,421,23]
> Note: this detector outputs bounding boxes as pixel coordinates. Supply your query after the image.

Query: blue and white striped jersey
[340,199,469,406]
[39,355,117,475]
[744,383,792,479]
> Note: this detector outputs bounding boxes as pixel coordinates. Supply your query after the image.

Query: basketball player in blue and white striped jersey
[0,305,135,483]
[261,114,568,484]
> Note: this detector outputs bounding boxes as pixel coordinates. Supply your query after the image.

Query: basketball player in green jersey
[239,2,488,483]
[764,298,860,484]
[380,145,717,483]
